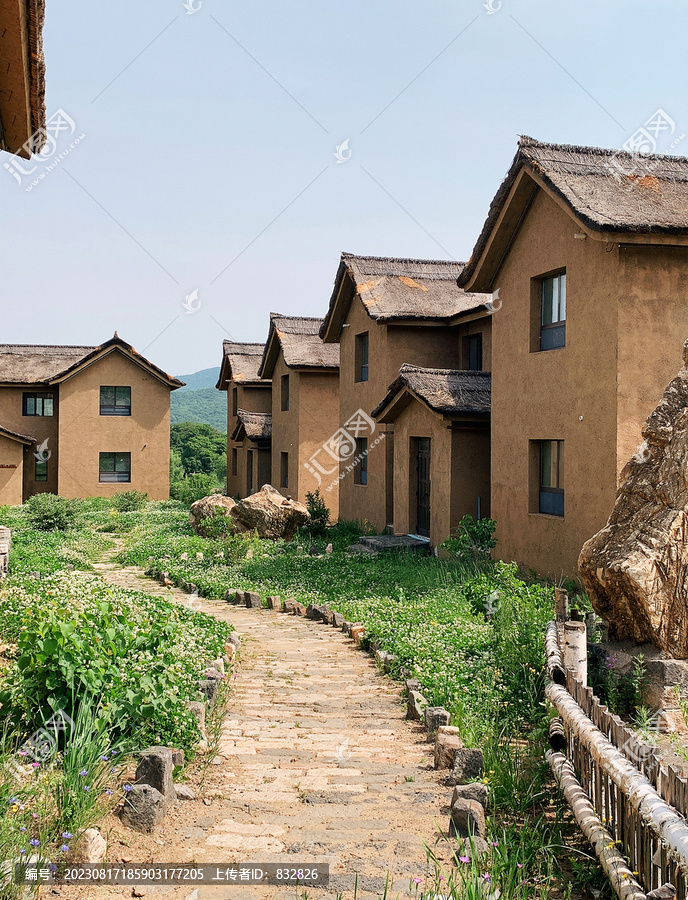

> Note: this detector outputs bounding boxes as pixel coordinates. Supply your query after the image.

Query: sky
[2,0,687,376]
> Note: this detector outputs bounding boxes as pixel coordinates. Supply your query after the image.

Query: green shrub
[441,514,497,561]
[110,490,149,512]
[304,489,330,534]
[171,473,220,505]
[24,494,82,531]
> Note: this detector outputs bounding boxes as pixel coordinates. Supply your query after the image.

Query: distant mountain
[175,367,220,392]
[171,367,226,432]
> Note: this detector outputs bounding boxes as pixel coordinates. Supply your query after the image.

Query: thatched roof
[320,253,492,342]
[27,0,46,150]
[0,0,46,156]
[216,341,269,390]
[460,135,688,291]
[0,424,36,445]
[230,409,272,442]
[259,314,339,378]
[0,335,184,389]
[373,364,491,422]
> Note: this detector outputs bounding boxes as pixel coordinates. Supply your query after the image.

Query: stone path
[72,551,454,900]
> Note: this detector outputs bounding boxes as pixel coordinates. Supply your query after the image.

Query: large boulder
[579,340,688,657]
[189,494,246,537]
[230,484,309,540]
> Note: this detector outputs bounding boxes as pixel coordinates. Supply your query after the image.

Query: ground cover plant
[0,496,234,895]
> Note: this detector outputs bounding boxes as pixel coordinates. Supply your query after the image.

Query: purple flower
[123,783,132,792]
[19,849,26,856]
[79,769,88,777]
[105,790,113,796]
[61,832,72,839]
[30,839,40,847]
[20,827,26,833]
[111,750,118,756]
[17,750,27,757]
[482,873,491,883]
[31,762,40,769]
[60,845,69,853]
[83,785,90,792]
[459,856,469,864]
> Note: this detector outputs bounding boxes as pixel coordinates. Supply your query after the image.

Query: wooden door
[416,438,431,537]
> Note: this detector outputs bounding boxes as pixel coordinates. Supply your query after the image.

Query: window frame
[281,374,290,412]
[538,440,564,517]
[22,392,54,417]
[539,272,566,351]
[99,451,131,484]
[463,333,483,371]
[35,458,48,482]
[354,437,368,485]
[99,386,131,417]
[355,332,369,383]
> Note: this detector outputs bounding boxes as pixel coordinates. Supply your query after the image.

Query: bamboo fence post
[564,620,588,686]
[555,587,569,623]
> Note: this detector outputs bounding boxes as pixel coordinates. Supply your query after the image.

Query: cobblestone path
[69,552,453,900]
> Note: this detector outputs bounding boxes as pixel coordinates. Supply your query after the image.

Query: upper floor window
[463,333,483,371]
[355,332,369,383]
[35,458,48,482]
[540,273,566,351]
[100,386,131,416]
[23,392,54,417]
[99,452,131,483]
[281,375,290,411]
[539,440,564,516]
[232,387,238,417]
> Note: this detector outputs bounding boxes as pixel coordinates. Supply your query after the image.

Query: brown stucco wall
[226,380,271,499]
[616,244,688,470]
[297,370,339,519]
[270,354,300,496]
[0,384,58,496]
[337,296,476,530]
[490,188,620,579]
[449,426,491,535]
[0,435,25,505]
[56,350,172,500]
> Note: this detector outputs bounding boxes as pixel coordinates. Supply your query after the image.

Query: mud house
[372,366,491,545]
[319,253,492,532]
[459,136,688,578]
[0,334,183,503]
[216,341,272,499]
[0,0,45,156]
[258,314,340,517]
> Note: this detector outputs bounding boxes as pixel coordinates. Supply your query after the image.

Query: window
[463,333,483,371]
[232,387,238,417]
[35,459,48,482]
[355,332,369,383]
[99,452,131,483]
[281,375,290,411]
[540,273,566,351]
[539,440,564,516]
[100,386,131,416]
[231,447,238,477]
[354,437,368,485]
[23,392,54,417]
[280,452,289,489]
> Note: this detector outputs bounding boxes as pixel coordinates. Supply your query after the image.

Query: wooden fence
[545,619,688,899]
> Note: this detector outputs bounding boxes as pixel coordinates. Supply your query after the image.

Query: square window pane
[115,453,130,472]
[116,387,131,407]
[25,396,35,415]
[43,396,54,416]
[99,453,115,473]
[101,387,116,407]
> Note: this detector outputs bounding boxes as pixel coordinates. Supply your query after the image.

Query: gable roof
[259,314,339,378]
[459,135,688,292]
[0,424,36,445]
[216,341,268,390]
[0,335,184,389]
[230,409,272,442]
[373,364,491,422]
[320,253,492,342]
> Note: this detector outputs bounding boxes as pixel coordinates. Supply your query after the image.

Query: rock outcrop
[189,494,246,537]
[190,486,309,540]
[579,340,688,657]
[231,484,309,540]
